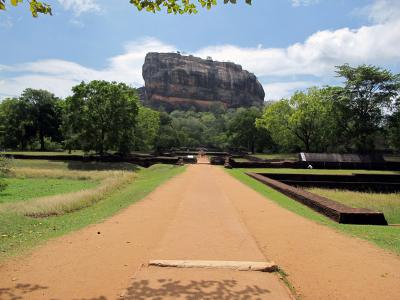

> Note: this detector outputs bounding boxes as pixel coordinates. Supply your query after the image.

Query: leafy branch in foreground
[0,0,251,17]
[130,0,252,14]
[0,0,52,17]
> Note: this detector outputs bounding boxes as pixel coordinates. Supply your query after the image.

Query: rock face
[141,52,265,110]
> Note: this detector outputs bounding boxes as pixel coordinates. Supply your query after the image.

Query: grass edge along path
[0,164,186,261]
[226,169,400,256]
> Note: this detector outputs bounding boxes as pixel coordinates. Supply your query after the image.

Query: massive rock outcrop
[141,52,265,110]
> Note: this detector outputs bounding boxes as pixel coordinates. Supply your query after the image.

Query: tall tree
[19,88,63,151]
[387,100,400,151]
[256,87,336,152]
[64,81,139,155]
[335,64,400,152]
[0,97,34,150]
[227,107,270,153]
[134,106,160,152]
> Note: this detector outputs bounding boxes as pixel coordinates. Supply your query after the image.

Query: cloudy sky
[1,0,400,100]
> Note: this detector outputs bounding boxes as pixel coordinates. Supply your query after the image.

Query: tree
[155,112,181,152]
[64,81,139,155]
[227,107,270,153]
[134,106,160,152]
[0,91,61,151]
[387,100,400,151]
[0,0,251,17]
[0,98,33,150]
[335,64,400,152]
[19,88,63,151]
[256,87,336,152]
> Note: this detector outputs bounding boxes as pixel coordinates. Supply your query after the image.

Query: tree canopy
[335,64,400,152]
[0,0,251,17]
[0,89,62,150]
[64,81,139,155]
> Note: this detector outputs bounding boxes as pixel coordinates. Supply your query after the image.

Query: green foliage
[0,0,250,16]
[0,0,52,17]
[20,89,63,151]
[387,107,400,151]
[257,87,336,152]
[335,64,400,152]
[130,0,251,14]
[154,107,272,152]
[227,107,272,153]
[134,106,160,151]
[0,90,62,151]
[64,81,139,155]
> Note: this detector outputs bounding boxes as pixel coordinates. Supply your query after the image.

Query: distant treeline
[0,64,399,154]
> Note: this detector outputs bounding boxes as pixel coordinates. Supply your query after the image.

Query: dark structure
[246,172,388,225]
[141,52,265,111]
[261,173,400,193]
[227,153,400,171]
[298,153,400,170]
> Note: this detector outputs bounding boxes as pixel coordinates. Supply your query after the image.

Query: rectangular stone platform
[246,172,388,225]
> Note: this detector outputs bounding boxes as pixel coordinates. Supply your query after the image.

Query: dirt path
[1,164,400,300]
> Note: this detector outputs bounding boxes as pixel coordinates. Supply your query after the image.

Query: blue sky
[1,0,400,100]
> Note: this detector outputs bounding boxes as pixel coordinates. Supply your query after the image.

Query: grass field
[0,178,98,204]
[227,168,400,255]
[307,188,400,224]
[0,160,185,260]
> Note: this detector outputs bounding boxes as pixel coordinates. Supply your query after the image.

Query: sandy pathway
[1,163,399,300]
[0,164,291,300]
[212,166,400,300]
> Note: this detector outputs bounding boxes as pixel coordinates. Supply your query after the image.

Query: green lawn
[307,188,400,224]
[0,178,98,204]
[0,164,186,260]
[227,168,400,255]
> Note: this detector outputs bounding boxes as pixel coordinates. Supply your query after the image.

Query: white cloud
[57,0,101,16]
[1,0,400,100]
[362,0,400,24]
[194,21,400,78]
[291,0,319,7]
[263,81,317,100]
[0,38,176,98]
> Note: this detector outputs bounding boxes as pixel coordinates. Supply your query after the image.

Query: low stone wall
[262,173,400,193]
[229,159,298,168]
[246,172,388,225]
[229,158,400,171]
[4,154,180,168]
